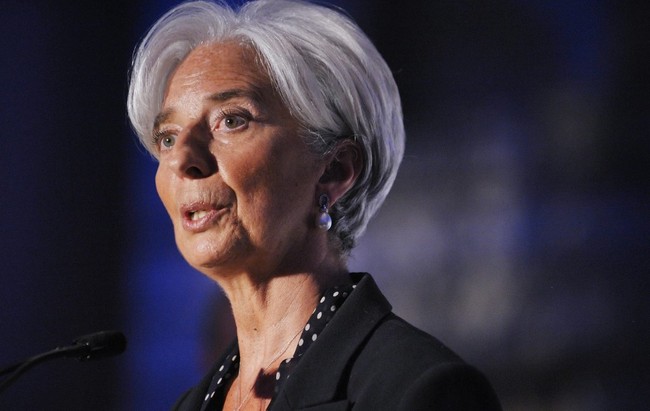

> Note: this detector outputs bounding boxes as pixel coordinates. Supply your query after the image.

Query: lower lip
[181,208,229,233]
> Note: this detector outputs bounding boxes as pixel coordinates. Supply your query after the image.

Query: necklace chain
[234,325,303,411]
[233,276,313,411]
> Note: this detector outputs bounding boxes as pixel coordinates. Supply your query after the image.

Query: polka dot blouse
[199,282,356,411]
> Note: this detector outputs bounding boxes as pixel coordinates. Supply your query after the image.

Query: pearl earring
[317,194,332,231]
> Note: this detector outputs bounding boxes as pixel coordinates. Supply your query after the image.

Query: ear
[316,140,363,206]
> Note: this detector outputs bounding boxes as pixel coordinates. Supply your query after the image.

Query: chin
[177,231,250,275]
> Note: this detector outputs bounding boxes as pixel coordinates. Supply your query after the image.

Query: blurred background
[1,0,647,409]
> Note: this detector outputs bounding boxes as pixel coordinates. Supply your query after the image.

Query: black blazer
[172,273,502,410]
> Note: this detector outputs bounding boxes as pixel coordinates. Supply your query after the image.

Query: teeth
[190,210,209,221]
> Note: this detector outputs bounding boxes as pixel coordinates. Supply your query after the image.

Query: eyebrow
[152,87,266,134]
[153,109,174,135]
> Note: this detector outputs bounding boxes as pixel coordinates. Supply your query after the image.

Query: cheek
[225,161,283,230]
[222,136,321,222]
[257,163,318,223]
[221,144,272,192]
[154,167,174,215]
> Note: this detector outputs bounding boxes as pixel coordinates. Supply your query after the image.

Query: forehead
[164,41,272,103]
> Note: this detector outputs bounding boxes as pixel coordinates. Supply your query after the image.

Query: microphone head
[72,330,127,361]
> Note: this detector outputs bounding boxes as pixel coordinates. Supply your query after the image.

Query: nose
[166,123,217,179]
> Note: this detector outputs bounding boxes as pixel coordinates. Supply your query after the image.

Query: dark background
[1,0,648,409]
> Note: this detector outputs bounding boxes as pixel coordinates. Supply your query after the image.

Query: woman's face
[154,42,325,278]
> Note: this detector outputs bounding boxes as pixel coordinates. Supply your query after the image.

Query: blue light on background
[1,1,647,410]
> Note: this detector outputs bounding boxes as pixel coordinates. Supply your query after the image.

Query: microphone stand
[0,330,126,395]
[0,344,89,394]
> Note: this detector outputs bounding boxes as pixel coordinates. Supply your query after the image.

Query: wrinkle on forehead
[163,42,269,99]
[155,41,293,137]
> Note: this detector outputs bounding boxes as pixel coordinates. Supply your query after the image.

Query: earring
[316,194,332,231]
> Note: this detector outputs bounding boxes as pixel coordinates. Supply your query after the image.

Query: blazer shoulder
[398,362,502,410]
[361,313,464,367]
[347,314,500,410]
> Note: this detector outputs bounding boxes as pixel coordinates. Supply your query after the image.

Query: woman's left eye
[223,115,247,130]
[162,135,176,148]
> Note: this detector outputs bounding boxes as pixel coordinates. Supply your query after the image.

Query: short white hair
[127,0,405,253]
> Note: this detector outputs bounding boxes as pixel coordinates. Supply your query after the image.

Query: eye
[161,135,176,148]
[153,132,176,151]
[223,115,247,130]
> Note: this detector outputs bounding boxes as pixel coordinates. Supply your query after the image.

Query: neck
[219,254,350,379]
[209,243,351,409]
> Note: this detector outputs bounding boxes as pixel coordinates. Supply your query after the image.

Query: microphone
[68,330,128,361]
[0,330,127,394]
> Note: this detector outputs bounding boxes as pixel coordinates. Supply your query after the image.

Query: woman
[128,1,501,410]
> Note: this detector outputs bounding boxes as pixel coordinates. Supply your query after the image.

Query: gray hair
[127,0,405,253]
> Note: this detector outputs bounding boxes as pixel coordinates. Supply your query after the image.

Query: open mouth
[181,202,229,231]
[180,202,230,232]
[189,210,210,221]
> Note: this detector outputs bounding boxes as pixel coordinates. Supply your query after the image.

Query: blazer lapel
[270,273,392,411]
